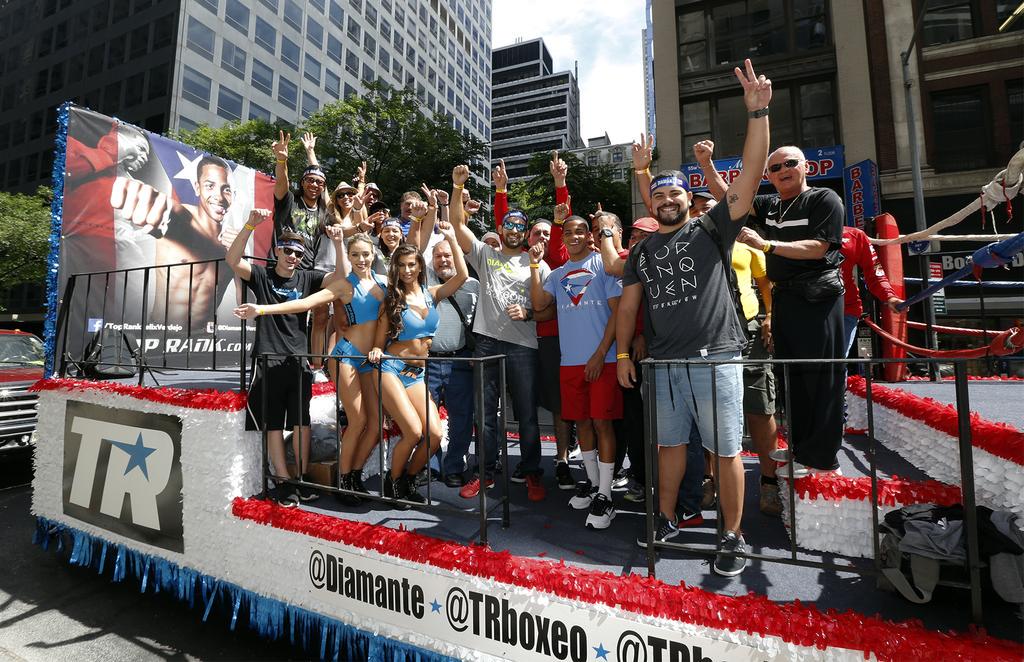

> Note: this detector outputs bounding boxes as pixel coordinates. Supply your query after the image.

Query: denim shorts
[331,337,373,374]
[650,351,743,457]
[381,359,425,388]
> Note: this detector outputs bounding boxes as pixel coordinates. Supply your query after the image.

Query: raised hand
[736,226,768,252]
[408,199,428,219]
[553,195,571,224]
[325,224,345,242]
[365,209,386,231]
[356,160,367,183]
[436,220,456,240]
[492,159,508,191]
[549,150,568,187]
[247,208,272,227]
[452,164,470,186]
[632,133,654,171]
[734,58,772,111]
[693,140,715,167]
[109,176,170,232]
[589,202,605,224]
[528,240,545,264]
[300,132,316,153]
[464,199,482,216]
[272,130,291,161]
[434,188,450,205]
[420,183,438,207]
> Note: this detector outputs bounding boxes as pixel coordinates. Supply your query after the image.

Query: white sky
[491,0,647,146]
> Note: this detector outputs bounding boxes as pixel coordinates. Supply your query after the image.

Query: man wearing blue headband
[616,58,772,578]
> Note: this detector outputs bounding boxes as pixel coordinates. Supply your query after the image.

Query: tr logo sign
[62,400,184,552]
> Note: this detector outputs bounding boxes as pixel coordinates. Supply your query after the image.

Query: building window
[931,87,990,171]
[345,50,359,77]
[365,3,377,28]
[129,25,150,58]
[713,0,785,64]
[344,83,356,99]
[307,16,323,48]
[148,63,169,99]
[347,16,361,42]
[304,53,321,85]
[182,65,212,109]
[221,39,248,79]
[921,1,974,46]
[799,80,835,147]
[88,45,105,76]
[325,70,340,97]
[258,0,277,13]
[255,16,276,54]
[251,59,274,95]
[363,63,375,83]
[283,0,302,31]
[225,0,250,35]
[329,0,344,29]
[178,116,200,132]
[281,36,300,70]
[301,91,318,117]
[153,13,174,49]
[682,100,710,152]
[677,9,706,73]
[378,49,390,70]
[612,150,623,163]
[363,32,376,58]
[217,86,244,121]
[125,72,145,106]
[108,34,126,66]
[1009,79,1023,150]
[327,35,342,63]
[195,0,218,14]
[249,102,271,121]
[186,16,215,60]
[309,0,324,12]
[278,77,297,110]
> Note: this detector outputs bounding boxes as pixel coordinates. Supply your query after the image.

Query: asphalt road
[0,451,306,662]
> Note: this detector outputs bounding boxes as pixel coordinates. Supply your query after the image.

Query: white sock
[581,449,599,486]
[598,461,615,499]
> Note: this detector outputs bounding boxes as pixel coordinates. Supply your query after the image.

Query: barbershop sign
[683,145,845,192]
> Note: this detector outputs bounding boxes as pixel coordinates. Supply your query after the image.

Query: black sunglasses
[280,247,304,257]
[768,158,802,173]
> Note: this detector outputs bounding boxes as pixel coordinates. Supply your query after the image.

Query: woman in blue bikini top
[367,219,468,502]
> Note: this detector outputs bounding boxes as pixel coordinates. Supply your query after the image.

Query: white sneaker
[769,448,791,463]
[569,480,596,510]
[586,493,616,529]
[312,369,329,383]
[776,462,843,479]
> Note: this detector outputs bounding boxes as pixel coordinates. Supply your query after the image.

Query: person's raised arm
[300,132,319,168]
[321,224,349,288]
[694,140,728,202]
[615,284,643,388]
[596,212,626,277]
[409,184,438,251]
[528,241,554,314]
[431,221,469,302]
[547,152,570,267]
[233,278,346,319]
[493,159,508,231]
[725,59,772,221]
[450,165,475,254]
[227,208,270,280]
[272,130,290,201]
[632,133,654,215]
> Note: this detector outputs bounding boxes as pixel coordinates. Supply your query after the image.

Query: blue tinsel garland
[43,102,71,378]
[34,517,454,662]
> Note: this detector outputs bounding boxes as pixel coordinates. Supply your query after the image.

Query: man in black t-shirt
[733,145,846,479]
[271,131,330,271]
[226,209,342,505]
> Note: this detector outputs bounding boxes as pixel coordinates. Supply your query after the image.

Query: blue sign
[681,145,845,192]
[843,159,881,229]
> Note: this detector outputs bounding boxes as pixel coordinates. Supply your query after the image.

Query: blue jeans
[426,350,475,476]
[678,424,705,514]
[842,314,859,358]
[475,335,541,478]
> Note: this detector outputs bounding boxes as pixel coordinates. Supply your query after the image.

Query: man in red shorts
[530,215,622,529]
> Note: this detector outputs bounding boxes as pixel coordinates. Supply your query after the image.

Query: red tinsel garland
[31,378,247,411]
[232,498,1020,661]
[906,375,1024,382]
[790,473,962,506]
[847,376,1024,465]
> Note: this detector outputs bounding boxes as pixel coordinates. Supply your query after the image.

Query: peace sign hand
[734,58,772,112]
[272,130,291,161]
[632,133,654,171]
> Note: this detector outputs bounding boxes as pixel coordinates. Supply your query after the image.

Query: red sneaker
[459,477,494,499]
[525,474,546,502]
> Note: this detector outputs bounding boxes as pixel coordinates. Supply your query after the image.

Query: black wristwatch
[749,107,769,119]
[600,228,614,239]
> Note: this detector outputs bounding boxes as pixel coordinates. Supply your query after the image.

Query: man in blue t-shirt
[530,216,621,530]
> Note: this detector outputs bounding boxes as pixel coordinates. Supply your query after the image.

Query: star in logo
[593,642,609,660]
[560,267,595,306]
[172,151,205,184]
[430,599,441,613]
[108,433,157,480]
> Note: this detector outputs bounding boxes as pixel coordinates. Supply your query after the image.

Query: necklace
[778,190,804,222]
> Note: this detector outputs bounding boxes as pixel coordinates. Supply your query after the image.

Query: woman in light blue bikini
[367,221,467,503]
[234,230,387,504]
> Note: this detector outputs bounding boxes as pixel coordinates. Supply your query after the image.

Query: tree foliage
[507,152,631,225]
[172,82,490,213]
[0,187,52,292]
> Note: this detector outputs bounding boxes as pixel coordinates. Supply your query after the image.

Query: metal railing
[638,355,991,623]
[257,350,511,546]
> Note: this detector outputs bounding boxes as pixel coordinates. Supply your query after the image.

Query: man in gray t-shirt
[450,165,553,502]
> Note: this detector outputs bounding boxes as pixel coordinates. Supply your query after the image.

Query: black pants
[772,289,846,470]
[613,364,647,485]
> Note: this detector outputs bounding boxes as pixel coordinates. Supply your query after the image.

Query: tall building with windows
[651,0,1022,319]
[491,38,582,181]
[0,0,493,195]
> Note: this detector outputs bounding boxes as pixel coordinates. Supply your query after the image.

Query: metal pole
[953,361,984,623]
[642,361,657,577]
[499,356,510,529]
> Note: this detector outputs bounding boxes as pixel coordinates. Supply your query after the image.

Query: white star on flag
[172,151,205,183]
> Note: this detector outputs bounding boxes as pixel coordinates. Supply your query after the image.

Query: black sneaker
[623,480,646,503]
[510,464,528,483]
[713,531,748,577]
[568,480,596,510]
[270,484,298,508]
[350,470,369,495]
[335,473,362,506]
[585,493,616,529]
[402,476,427,505]
[555,462,575,490]
[677,509,704,528]
[444,472,466,488]
[382,473,405,501]
[637,513,679,548]
[295,476,321,503]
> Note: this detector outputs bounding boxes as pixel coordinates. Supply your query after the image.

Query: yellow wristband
[634,168,649,176]
[244,223,256,231]
[495,188,506,194]
[616,352,630,360]
[276,159,287,164]
[453,184,464,190]
[529,263,540,269]
[412,216,423,223]
[256,307,264,316]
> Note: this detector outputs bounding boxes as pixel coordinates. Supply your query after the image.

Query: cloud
[492,0,646,146]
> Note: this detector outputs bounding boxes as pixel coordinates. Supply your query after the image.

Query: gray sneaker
[636,513,679,548]
[759,482,782,517]
[713,531,748,577]
[624,479,646,503]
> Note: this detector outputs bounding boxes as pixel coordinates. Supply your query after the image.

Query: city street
[0,453,301,662]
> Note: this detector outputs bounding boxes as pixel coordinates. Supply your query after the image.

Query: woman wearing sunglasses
[366,219,467,504]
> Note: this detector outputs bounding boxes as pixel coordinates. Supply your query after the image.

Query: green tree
[172,82,490,215]
[0,187,52,294]
[507,152,631,225]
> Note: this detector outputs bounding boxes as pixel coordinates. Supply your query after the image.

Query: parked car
[0,330,44,455]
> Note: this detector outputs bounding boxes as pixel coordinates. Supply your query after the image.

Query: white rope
[871,147,1024,246]
[913,233,1018,242]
